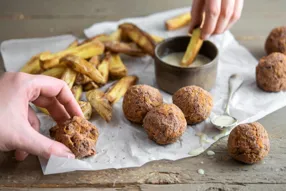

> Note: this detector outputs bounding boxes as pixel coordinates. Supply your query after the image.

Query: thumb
[19,125,75,160]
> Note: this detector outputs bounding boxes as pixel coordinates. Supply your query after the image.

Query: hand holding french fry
[189,0,243,39]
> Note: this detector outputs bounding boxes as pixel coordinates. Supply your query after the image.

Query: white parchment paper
[1,7,286,175]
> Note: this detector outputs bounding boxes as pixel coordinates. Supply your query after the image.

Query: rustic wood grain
[0,0,286,190]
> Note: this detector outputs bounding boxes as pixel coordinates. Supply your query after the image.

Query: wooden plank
[1,184,286,191]
[0,188,138,191]
[141,184,286,191]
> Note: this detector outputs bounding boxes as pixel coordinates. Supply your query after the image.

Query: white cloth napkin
[1,7,285,175]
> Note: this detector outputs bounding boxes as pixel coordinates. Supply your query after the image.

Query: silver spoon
[211,74,244,130]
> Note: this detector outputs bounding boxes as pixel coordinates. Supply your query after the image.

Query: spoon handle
[225,74,244,115]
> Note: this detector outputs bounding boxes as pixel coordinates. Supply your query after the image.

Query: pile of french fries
[20,23,164,122]
[19,12,194,122]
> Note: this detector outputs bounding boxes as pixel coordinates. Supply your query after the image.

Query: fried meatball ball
[172,85,213,125]
[50,116,99,159]
[123,84,163,124]
[143,103,187,145]
[265,26,286,55]
[228,122,270,164]
[256,52,286,92]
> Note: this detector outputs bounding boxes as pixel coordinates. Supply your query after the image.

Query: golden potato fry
[98,54,110,84]
[61,68,77,89]
[89,55,100,68]
[92,34,111,42]
[41,67,65,78]
[75,73,92,85]
[83,82,99,91]
[41,40,104,69]
[81,29,122,45]
[165,12,191,31]
[78,101,93,120]
[109,28,122,41]
[106,75,138,104]
[75,56,99,85]
[104,41,145,57]
[150,34,164,43]
[61,55,105,84]
[74,55,100,85]
[20,51,50,74]
[67,40,79,49]
[86,89,112,122]
[181,28,203,67]
[119,23,156,57]
[120,29,132,42]
[71,85,83,101]
[109,54,127,79]
[37,106,49,115]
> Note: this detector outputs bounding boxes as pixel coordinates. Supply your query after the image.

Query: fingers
[226,0,244,30]
[15,106,41,161]
[28,106,40,132]
[27,75,83,119]
[201,0,221,39]
[17,124,75,160]
[15,150,29,161]
[189,0,205,33]
[214,0,235,34]
[33,96,70,124]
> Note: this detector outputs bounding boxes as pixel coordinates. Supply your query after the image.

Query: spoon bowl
[211,114,238,130]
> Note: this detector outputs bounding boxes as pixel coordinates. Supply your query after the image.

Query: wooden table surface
[0,0,286,190]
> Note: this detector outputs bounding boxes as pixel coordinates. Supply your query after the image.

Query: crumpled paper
[1,7,286,175]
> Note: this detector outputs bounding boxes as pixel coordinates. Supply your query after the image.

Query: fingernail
[203,34,210,40]
[67,153,75,159]
[61,149,75,159]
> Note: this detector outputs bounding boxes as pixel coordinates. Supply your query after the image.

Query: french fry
[89,34,111,43]
[86,89,112,122]
[106,75,138,104]
[71,85,83,101]
[20,52,50,74]
[78,101,92,120]
[61,68,77,89]
[165,12,191,31]
[119,23,156,57]
[89,55,100,68]
[109,54,127,79]
[41,40,104,69]
[73,56,98,85]
[75,55,99,85]
[37,107,49,115]
[41,67,65,78]
[83,82,99,91]
[75,73,92,85]
[104,41,145,57]
[81,29,122,45]
[109,28,122,41]
[181,28,203,67]
[67,40,79,49]
[61,55,105,84]
[150,34,164,43]
[98,54,110,84]
[120,29,132,42]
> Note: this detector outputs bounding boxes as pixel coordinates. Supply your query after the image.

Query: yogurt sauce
[161,52,211,68]
[212,115,236,127]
